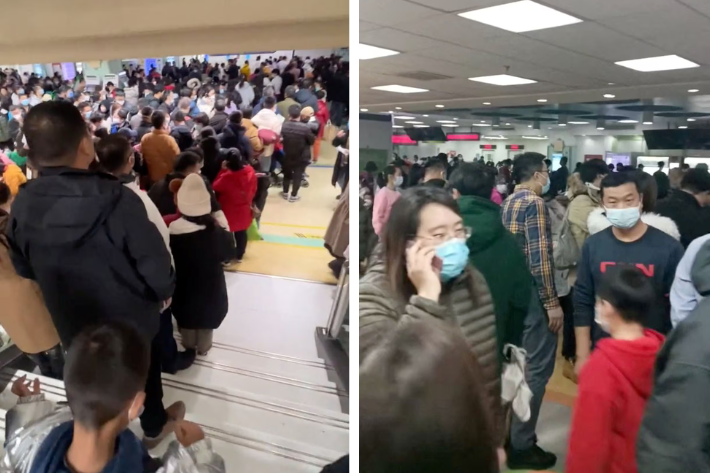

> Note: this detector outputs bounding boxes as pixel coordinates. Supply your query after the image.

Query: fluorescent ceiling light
[537,99,548,103]
[505,123,511,126]
[435,104,445,108]
[458,0,582,33]
[523,135,548,140]
[618,119,638,124]
[454,118,458,120]
[615,55,699,72]
[483,102,492,105]
[527,125,533,128]
[483,135,507,140]
[394,116,416,120]
[413,125,430,128]
[472,123,492,127]
[360,43,400,60]
[371,85,429,93]
[469,74,537,86]
[559,124,567,126]
[689,89,700,93]
[569,121,589,124]
[603,94,616,98]
[688,118,697,122]
[422,115,429,117]
[360,108,368,112]
[395,107,402,110]
[392,125,403,128]
[441,124,458,127]
[437,120,457,123]
[405,121,423,124]
[643,121,653,125]
[597,127,605,130]
[679,125,688,129]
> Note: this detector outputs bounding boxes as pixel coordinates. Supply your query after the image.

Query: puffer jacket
[587,207,681,241]
[359,253,503,443]
[0,396,226,472]
[241,119,264,157]
[567,183,601,250]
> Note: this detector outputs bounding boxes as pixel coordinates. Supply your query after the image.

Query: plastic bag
[246,219,262,241]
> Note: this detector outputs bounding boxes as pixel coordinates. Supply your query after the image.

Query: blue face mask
[20,99,29,106]
[605,206,641,229]
[435,238,470,282]
[67,90,74,99]
[85,111,91,119]
[538,172,550,195]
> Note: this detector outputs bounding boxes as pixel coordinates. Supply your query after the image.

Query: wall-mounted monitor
[404,127,447,142]
[480,144,497,150]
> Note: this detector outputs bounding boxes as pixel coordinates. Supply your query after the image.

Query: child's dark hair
[376,165,397,188]
[95,134,132,174]
[224,148,244,171]
[64,321,150,430]
[0,181,10,208]
[316,90,326,100]
[597,266,655,325]
[174,151,202,173]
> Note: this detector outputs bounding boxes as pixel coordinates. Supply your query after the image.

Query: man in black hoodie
[6,101,184,448]
[219,111,252,160]
[209,99,229,134]
[281,104,315,203]
[169,111,194,151]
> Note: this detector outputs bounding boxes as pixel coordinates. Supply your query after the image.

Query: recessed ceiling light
[392,125,403,128]
[528,125,533,128]
[608,83,615,85]
[441,124,458,127]
[615,55,700,72]
[458,0,582,33]
[603,94,616,98]
[569,121,590,124]
[454,118,458,120]
[435,104,445,108]
[483,102,492,105]
[559,124,567,126]
[360,44,400,60]
[505,123,511,126]
[688,118,697,122]
[360,108,368,112]
[597,127,605,130]
[537,99,548,103]
[679,125,688,129]
[422,114,429,117]
[405,121,423,124]
[643,121,653,125]
[618,119,639,124]
[388,111,394,113]
[437,120,457,123]
[689,89,700,93]
[472,123,492,127]
[394,116,416,120]
[470,74,537,86]
[523,135,549,140]
[413,125,430,128]
[371,85,429,94]
[395,107,402,110]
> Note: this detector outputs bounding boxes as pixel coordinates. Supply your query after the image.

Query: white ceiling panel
[525,23,668,62]
[413,44,512,70]
[677,0,710,17]
[404,0,510,14]
[601,6,710,41]
[360,28,445,52]
[359,0,440,26]
[400,13,510,45]
[543,0,676,20]
[360,21,381,32]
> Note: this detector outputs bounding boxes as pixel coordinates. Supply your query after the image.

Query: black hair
[560,156,568,165]
[200,126,216,139]
[316,90,326,100]
[512,152,545,183]
[224,148,245,171]
[377,165,397,188]
[228,111,243,124]
[95,135,132,174]
[597,266,655,325]
[579,159,609,184]
[151,111,166,129]
[23,101,89,167]
[0,181,10,207]
[424,159,446,176]
[658,161,665,168]
[174,150,202,173]
[600,171,640,199]
[214,99,226,112]
[288,104,301,119]
[449,162,495,199]
[364,161,378,173]
[64,322,150,430]
[264,96,276,109]
[93,128,109,140]
[172,110,186,123]
[194,112,210,127]
[681,168,710,194]
[140,106,153,118]
[242,107,253,119]
[544,158,552,169]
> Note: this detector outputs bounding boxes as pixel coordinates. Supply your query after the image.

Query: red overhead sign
[392,135,417,145]
[447,133,481,141]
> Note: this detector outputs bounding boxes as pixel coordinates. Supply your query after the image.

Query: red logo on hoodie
[600,262,655,277]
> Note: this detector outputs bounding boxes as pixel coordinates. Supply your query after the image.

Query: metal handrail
[326,261,349,339]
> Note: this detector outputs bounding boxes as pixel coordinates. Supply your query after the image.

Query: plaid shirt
[501,185,559,310]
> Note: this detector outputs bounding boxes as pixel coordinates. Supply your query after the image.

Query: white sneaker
[281,192,289,200]
[289,195,301,203]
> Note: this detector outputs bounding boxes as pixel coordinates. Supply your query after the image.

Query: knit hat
[301,106,314,118]
[177,174,210,217]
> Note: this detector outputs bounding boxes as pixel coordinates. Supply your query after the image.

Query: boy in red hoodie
[566,266,664,473]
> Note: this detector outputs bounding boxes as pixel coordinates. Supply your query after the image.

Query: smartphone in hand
[407,240,443,272]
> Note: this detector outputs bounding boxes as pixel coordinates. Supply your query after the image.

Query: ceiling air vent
[395,71,453,81]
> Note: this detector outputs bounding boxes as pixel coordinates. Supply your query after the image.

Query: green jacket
[458,195,531,361]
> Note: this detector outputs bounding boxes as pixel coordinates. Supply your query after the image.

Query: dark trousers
[141,333,168,438]
[26,344,65,380]
[234,230,248,260]
[330,101,347,127]
[283,164,306,197]
[159,308,179,374]
[560,291,576,360]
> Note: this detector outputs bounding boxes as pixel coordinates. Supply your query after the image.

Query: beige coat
[242,119,264,157]
[0,213,60,354]
[141,129,180,184]
[567,187,601,250]
[359,255,503,444]
[324,184,349,258]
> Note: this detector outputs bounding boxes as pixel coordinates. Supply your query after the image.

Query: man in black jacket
[280,104,315,203]
[6,101,184,448]
[655,169,710,248]
[209,99,229,134]
[218,111,252,160]
[169,111,194,151]
[637,239,710,472]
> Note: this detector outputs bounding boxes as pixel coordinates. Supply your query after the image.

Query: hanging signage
[506,144,525,150]
[447,133,481,141]
[480,144,497,150]
[392,135,417,145]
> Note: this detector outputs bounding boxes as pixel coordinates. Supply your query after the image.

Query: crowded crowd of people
[0,53,349,472]
[359,150,710,472]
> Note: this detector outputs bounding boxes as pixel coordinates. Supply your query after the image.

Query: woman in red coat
[212,148,257,263]
[314,90,330,163]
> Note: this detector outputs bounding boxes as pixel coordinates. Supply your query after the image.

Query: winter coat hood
[587,207,681,241]
[457,195,505,252]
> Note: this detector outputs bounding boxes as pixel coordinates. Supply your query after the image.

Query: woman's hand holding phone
[406,240,441,303]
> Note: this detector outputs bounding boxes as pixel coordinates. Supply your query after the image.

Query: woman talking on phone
[359,186,505,466]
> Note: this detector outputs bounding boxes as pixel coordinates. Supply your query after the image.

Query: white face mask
[496,184,508,194]
[394,176,404,187]
[594,304,610,333]
[586,182,600,191]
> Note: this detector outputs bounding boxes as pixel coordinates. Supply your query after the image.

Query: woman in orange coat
[213,148,257,263]
[0,156,26,196]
